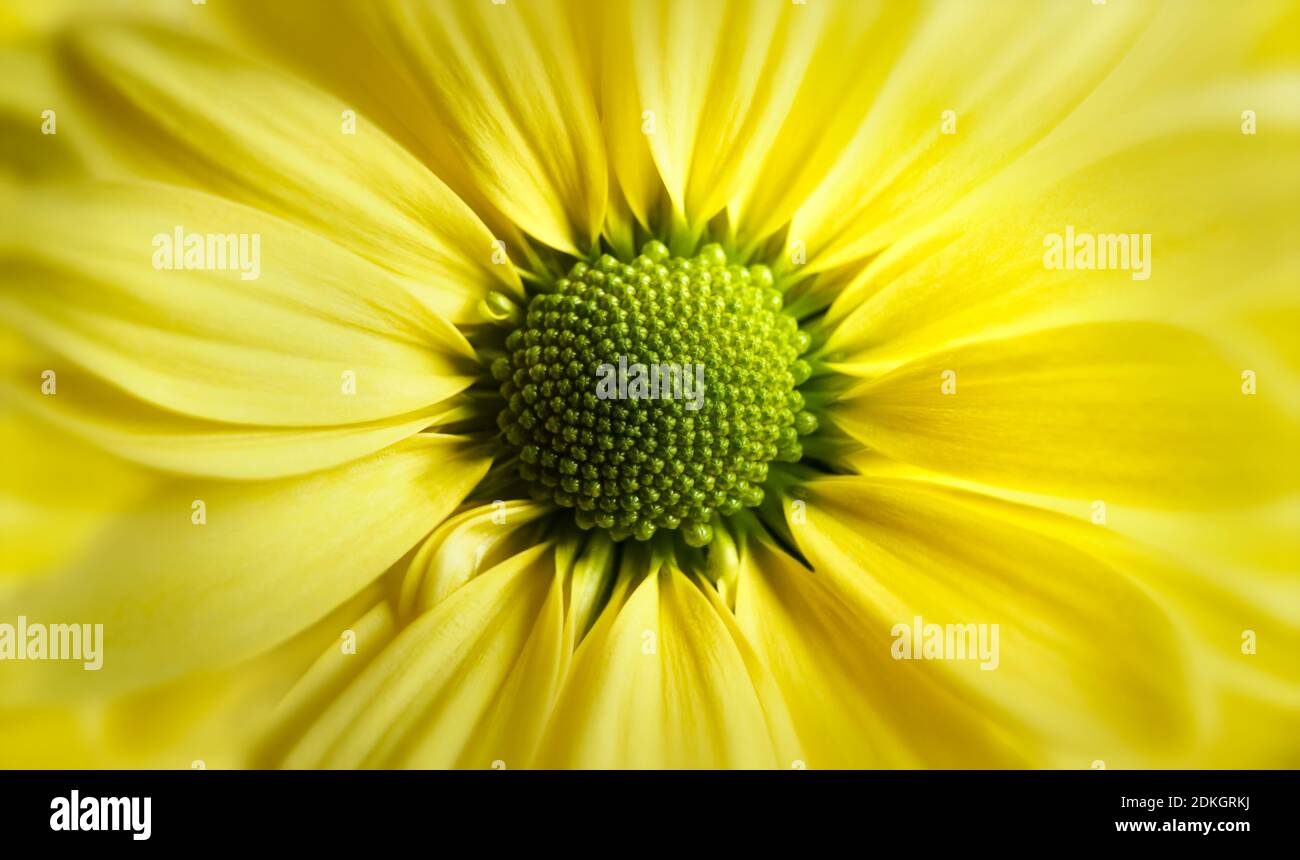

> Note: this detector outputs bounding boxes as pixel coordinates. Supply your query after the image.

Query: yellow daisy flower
[1,0,1297,770]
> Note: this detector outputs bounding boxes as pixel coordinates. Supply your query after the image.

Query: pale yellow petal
[788,1,1153,274]
[735,532,1026,767]
[833,322,1293,509]
[822,77,1300,367]
[609,0,828,237]
[282,544,565,769]
[1,182,476,427]
[0,410,155,576]
[397,498,551,618]
[255,594,399,766]
[2,354,472,480]
[0,586,382,768]
[791,475,1196,767]
[728,2,923,250]
[59,23,519,322]
[799,466,1300,766]
[537,565,799,769]
[0,434,491,701]
[223,0,606,255]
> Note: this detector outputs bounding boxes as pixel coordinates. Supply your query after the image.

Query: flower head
[1,0,1296,769]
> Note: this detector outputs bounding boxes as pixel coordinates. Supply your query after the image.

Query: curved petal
[255,594,400,767]
[822,75,1300,366]
[785,0,1296,281]
[833,454,1300,714]
[1,182,477,427]
[397,498,551,618]
[57,22,519,322]
[0,433,492,701]
[1,350,472,480]
[282,544,566,769]
[0,410,155,577]
[536,565,800,769]
[0,587,382,768]
[0,0,187,40]
[603,0,835,237]
[832,322,1294,509]
[727,2,923,250]
[734,533,1027,767]
[221,0,606,255]
[789,475,1196,767]
[785,0,1158,276]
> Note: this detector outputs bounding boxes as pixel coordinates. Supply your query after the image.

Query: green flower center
[493,241,815,547]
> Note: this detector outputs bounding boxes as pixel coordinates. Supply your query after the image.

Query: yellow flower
[1,0,1297,769]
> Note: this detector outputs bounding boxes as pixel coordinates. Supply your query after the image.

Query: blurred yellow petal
[58,23,519,323]
[2,356,473,480]
[833,323,1293,509]
[0,586,382,769]
[1,182,476,427]
[0,44,90,184]
[735,532,1026,767]
[255,595,399,767]
[225,0,605,255]
[0,0,189,40]
[0,434,491,701]
[0,411,155,576]
[787,0,1156,276]
[823,78,1300,367]
[792,475,1196,767]
[537,565,799,768]
[283,544,565,768]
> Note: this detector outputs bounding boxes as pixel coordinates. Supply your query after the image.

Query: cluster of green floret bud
[493,241,816,546]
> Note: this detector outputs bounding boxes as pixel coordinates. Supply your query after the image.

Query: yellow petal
[735,533,1026,767]
[255,594,399,766]
[0,44,96,184]
[833,322,1293,508]
[728,2,923,250]
[2,182,476,426]
[592,2,665,236]
[0,434,491,701]
[0,409,155,576]
[606,0,827,236]
[282,544,565,769]
[204,3,522,259]
[397,498,551,618]
[0,0,187,40]
[2,353,472,480]
[536,565,800,768]
[58,23,519,323]
[223,0,605,255]
[791,475,1196,767]
[799,467,1300,767]
[0,586,383,768]
[564,529,618,642]
[787,0,1158,275]
[823,77,1300,367]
